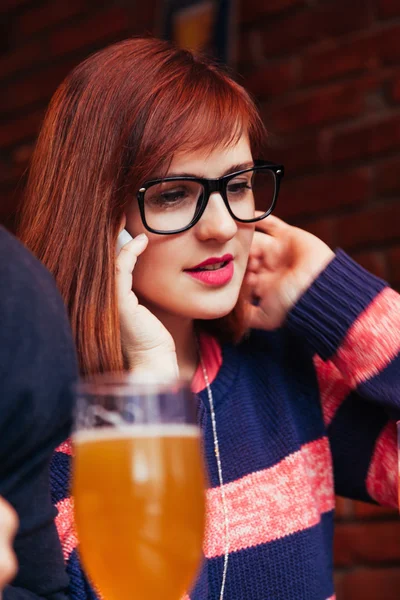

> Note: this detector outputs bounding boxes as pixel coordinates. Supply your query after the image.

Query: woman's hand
[245,214,335,330]
[0,496,18,591]
[116,231,179,380]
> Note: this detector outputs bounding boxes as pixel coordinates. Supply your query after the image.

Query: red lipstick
[184,254,234,286]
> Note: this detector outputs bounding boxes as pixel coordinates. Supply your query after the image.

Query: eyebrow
[165,161,255,179]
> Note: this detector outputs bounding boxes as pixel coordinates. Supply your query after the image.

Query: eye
[227,179,252,195]
[160,189,187,202]
[146,186,191,207]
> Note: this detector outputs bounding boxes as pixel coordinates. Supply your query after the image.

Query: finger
[243,270,258,289]
[246,304,274,331]
[254,213,288,236]
[116,234,148,301]
[0,499,18,587]
[246,256,261,272]
[0,547,18,588]
[0,499,17,541]
[250,230,283,270]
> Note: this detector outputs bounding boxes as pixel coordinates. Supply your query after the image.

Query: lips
[184,254,234,286]
[186,254,233,271]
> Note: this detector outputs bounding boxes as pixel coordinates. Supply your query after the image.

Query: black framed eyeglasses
[136,160,284,235]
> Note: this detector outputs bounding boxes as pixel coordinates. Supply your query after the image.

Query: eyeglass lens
[143,169,276,232]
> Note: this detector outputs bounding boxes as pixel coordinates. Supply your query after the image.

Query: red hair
[18,37,267,375]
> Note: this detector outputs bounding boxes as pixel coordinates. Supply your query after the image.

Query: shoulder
[0,229,77,457]
[0,227,60,306]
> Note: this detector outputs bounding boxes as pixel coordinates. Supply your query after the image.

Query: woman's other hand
[0,497,18,590]
[116,231,179,379]
[245,214,335,330]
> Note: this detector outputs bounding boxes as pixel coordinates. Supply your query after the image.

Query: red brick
[260,9,318,57]
[376,157,400,196]
[388,246,400,283]
[0,61,76,114]
[49,7,129,57]
[266,134,324,175]
[0,41,45,79]
[239,0,305,27]
[260,0,372,58]
[237,31,260,68]
[378,0,400,18]
[243,59,297,99]
[351,251,388,279]
[289,216,336,247]
[335,202,400,250]
[265,79,376,134]
[335,496,354,520]
[0,110,44,149]
[0,0,31,12]
[15,0,87,37]
[0,187,21,220]
[390,75,400,103]
[314,0,373,38]
[379,24,400,65]
[277,168,372,219]
[0,163,25,186]
[332,114,400,164]
[334,521,400,567]
[302,33,380,86]
[354,500,398,519]
[337,567,400,600]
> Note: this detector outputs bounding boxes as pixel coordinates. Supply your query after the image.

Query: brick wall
[0,0,399,598]
[238,0,400,598]
[0,0,159,229]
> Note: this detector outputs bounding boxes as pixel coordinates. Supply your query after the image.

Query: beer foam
[73,423,200,444]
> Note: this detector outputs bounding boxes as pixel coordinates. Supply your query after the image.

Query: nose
[194,192,237,242]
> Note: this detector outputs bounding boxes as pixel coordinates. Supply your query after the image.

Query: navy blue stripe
[199,329,325,487]
[328,390,388,502]
[191,512,335,600]
[50,450,71,504]
[358,352,400,419]
[67,549,98,600]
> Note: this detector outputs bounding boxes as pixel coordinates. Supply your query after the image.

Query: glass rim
[75,372,192,397]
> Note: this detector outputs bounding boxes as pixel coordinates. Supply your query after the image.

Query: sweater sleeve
[0,229,77,599]
[50,442,98,600]
[286,250,400,508]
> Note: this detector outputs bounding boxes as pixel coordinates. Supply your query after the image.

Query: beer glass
[72,374,206,600]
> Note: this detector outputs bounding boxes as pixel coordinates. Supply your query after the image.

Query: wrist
[126,349,180,381]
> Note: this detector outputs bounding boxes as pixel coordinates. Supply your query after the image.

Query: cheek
[239,225,255,257]
[125,204,145,237]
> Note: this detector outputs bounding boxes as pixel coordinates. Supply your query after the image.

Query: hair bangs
[136,60,266,183]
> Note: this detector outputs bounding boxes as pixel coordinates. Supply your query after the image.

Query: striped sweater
[51,250,400,600]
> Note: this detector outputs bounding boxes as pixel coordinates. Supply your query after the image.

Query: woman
[19,38,399,600]
[0,497,17,590]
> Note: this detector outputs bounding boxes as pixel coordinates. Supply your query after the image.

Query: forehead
[168,135,253,178]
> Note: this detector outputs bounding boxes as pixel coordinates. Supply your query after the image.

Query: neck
[141,303,199,381]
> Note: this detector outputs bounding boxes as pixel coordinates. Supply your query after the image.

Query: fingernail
[135,233,148,242]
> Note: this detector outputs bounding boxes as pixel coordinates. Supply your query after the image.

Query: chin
[188,299,238,321]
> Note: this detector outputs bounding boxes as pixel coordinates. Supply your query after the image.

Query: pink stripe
[366,421,398,508]
[191,332,222,393]
[326,596,336,600]
[56,438,73,455]
[204,437,334,557]
[55,497,78,561]
[334,288,400,387]
[313,355,352,426]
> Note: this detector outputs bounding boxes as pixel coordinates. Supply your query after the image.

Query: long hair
[18,37,267,375]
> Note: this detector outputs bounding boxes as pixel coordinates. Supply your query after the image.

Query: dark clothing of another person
[0,227,77,600]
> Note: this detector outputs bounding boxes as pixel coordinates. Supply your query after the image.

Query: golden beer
[73,425,206,600]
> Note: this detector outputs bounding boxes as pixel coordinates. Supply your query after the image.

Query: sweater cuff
[286,249,387,360]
